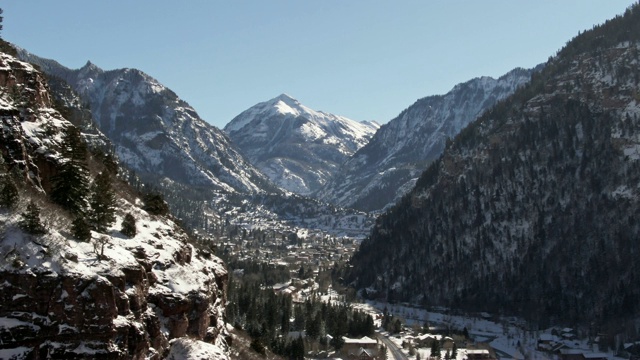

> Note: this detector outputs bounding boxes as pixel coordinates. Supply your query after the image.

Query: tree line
[225,260,375,359]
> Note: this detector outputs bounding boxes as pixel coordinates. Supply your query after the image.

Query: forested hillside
[348,3,640,333]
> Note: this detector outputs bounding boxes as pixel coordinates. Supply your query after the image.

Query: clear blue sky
[4,1,636,128]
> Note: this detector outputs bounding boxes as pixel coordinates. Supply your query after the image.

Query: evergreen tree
[103,153,118,175]
[61,125,87,161]
[422,321,429,334]
[306,312,322,340]
[143,192,169,216]
[250,338,266,356]
[88,171,116,232]
[72,216,91,242]
[293,305,305,331]
[391,318,402,334]
[280,296,291,334]
[93,150,118,175]
[51,126,89,214]
[0,178,19,208]
[19,200,46,235]
[382,306,390,329]
[430,339,441,358]
[288,336,305,360]
[121,213,137,237]
[0,155,18,208]
[330,335,345,351]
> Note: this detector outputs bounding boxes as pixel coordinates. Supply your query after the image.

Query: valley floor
[346,301,626,360]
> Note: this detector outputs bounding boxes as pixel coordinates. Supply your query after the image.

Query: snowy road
[377,334,408,360]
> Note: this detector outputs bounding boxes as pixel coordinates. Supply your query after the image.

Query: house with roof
[466,348,496,360]
[351,347,375,359]
[341,336,380,359]
[560,348,585,360]
[561,328,577,340]
[537,333,561,351]
[559,348,609,360]
[623,341,640,359]
[582,353,609,360]
[415,333,454,350]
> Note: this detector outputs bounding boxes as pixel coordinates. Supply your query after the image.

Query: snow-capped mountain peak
[272,93,301,115]
[224,95,379,194]
[77,60,103,80]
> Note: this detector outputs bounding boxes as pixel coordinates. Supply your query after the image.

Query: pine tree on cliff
[71,216,91,242]
[88,171,116,232]
[19,200,46,235]
[0,178,18,208]
[0,156,19,208]
[143,192,169,216]
[51,126,89,214]
[121,213,137,237]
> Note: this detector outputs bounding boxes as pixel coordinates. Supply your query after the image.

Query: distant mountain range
[16,49,375,238]
[19,46,539,217]
[224,94,379,195]
[316,67,540,211]
[17,49,276,194]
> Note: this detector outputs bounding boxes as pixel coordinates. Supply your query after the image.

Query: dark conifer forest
[349,3,640,332]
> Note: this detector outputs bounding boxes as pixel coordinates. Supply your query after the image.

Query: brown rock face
[0,270,123,358]
[0,114,49,190]
[0,242,229,359]
[0,52,64,191]
[0,53,54,112]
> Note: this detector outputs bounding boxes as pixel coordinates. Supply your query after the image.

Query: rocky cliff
[0,215,229,359]
[0,48,229,359]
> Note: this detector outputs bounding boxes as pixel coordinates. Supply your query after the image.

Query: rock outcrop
[0,216,229,359]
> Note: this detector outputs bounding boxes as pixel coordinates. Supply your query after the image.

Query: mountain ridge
[316,66,539,211]
[16,47,277,195]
